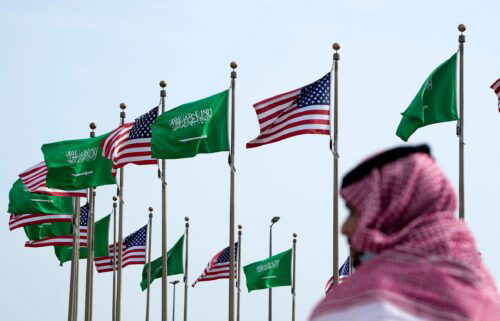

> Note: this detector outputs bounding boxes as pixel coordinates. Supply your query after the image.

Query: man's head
[339,145,456,258]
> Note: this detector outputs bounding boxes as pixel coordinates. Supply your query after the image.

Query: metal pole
[146,207,153,321]
[236,225,242,321]
[116,103,126,321]
[171,281,180,321]
[183,217,189,321]
[68,196,81,321]
[112,196,117,321]
[90,189,96,318]
[332,42,340,286]
[228,61,238,321]
[159,80,169,321]
[85,123,97,321]
[292,233,297,321]
[458,24,466,220]
[269,225,272,321]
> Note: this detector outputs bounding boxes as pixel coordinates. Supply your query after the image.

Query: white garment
[312,300,431,321]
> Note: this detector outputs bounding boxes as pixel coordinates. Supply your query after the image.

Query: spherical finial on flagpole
[89,122,96,130]
[293,233,297,238]
[148,207,153,218]
[185,216,189,222]
[458,24,466,33]
[112,196,117,201]
[238,225,242,230]
[230,61,238,70]
[159,80,167,88]
[332,43,340,51]
[119,103,127,110]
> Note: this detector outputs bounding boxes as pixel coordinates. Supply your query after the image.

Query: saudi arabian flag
[243,249,292,292]
[54,214,110,265]
[396,53,458,141]
[151,90,229,159]
[140,235,184,291]
[8,179,73,214]
[42,132,115,190]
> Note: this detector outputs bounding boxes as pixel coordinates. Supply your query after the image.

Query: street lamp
[269,216,280,321]
[170,280,180,321]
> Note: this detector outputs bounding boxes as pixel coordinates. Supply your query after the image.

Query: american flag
[25,204,88,248]
[491,78,500,112]
[192,243,238,287]
[18,162,87,197]
[101,107,158,175]
[325,257,350,294]
[246,73,331,148]
[9,213,72,231]
[95,225,147,273]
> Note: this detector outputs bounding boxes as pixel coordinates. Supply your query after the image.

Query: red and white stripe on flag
[9,214,72,231]
[19,162,87,197]
[95,243,146,273]
[24,227,88,247]
[491,78,500,112]
[246,73,331,148]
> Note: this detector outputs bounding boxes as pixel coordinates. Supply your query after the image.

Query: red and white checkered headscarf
[310,146,500,321]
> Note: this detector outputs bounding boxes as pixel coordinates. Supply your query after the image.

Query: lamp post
[170,280,180,321]
[269,216,280,321]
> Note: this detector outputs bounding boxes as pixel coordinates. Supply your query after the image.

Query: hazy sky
[1,1,499,320]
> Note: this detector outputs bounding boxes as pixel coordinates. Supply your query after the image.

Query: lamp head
[271,216,280,224]
[170,280,180,285]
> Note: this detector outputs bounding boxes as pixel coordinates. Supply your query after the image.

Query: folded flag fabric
[95,225,148,273]
[54,213,110,265]
[491,78,500,112]
[25,204,88,248]
[9,213,72,231]
[18,162,87,197]
[325,256,350,294]
[396,53,458,141]
[8,178,74,214]
[140,235,184,291]
[101,107,158,175]
[42,133,116,190]
[246,73,331,148]
[243,248,292,292]
[151,90,229,159]
[192,243,238,287]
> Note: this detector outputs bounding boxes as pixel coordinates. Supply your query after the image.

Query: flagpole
[228,61,238,321]
[85,123,97,321]
[159,80,169,321]
[116,103,127,321]
[292,233,297,321]
[146,207,153,321]
[112,196,118,321]
[183,217,189,321]
[458,24,466,220]
[331,42,340,286]
[236,225,242,321]
[68,196,81,321]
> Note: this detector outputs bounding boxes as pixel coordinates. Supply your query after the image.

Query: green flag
[243,249,292,292]
[8,179,74,214]
[24,221,72,241]
[54,214,110,265]
[151,90,229,159]
[396,53,458,142]
[42,133,115,190]
[140,235,184,291]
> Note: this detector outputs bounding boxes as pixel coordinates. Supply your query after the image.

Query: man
[310,145,500,321]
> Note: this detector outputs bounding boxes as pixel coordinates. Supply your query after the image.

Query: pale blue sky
[1,1,499,320]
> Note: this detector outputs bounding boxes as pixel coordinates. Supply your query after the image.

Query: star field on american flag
[296,73,331,108]
[80,204,89,227]
[125,225,147,248]
[129,107,158,139]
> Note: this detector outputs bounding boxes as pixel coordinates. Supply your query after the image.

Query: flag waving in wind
[192,243,238,287]
[246,73,331,148]
[325,256,350,294]
[101,107,158,175]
